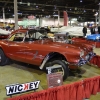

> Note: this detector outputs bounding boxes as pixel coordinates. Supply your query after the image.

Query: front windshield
[8,29,48,42]
[8,32,25,42]
[25,30,48,41]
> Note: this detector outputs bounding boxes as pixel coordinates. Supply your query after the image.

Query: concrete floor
[0,48,100,100]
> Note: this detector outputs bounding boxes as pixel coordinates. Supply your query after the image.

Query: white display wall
[0,17,64,27]
[0,18,15,23]
[40,18,64,27]
[18,18,39,27]
[0,17,94,27]
[18,17,64,27]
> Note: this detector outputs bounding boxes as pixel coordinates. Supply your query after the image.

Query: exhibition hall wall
[0,17,94,27]
[0,18,64,27]
[18,18,64,27]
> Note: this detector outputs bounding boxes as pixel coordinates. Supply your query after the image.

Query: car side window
[8,32,25,42]
[24,31,37,42]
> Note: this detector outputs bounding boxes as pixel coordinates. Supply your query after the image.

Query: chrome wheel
[50,60,69,80]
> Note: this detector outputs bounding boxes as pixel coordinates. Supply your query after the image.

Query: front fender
[39,52,67,69]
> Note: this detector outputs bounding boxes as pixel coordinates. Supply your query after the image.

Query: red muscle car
[0,29,95,80]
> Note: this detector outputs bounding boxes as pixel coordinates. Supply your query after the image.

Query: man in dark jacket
[98,25,100,34]
[90,25,95,34]
[82,26,87,37]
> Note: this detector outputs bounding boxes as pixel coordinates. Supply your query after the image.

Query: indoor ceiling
[0,0,100,22]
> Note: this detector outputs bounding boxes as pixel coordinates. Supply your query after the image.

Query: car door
[22,31,40,65]
[6,32,27,62]
[22,30,45,66]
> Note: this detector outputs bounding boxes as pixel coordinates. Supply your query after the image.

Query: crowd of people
[82,24,100,37]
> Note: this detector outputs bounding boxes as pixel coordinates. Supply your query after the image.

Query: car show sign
[28,15,35,19]
[5,81,40,96]
[46,65,63,88]
[47,73,63,88]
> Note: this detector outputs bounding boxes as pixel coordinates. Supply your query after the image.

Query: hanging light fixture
[19,0,22,4]
[84,10,86,12]
[80,0,83,2]
[27,2,30,6]
[75,7,77,10]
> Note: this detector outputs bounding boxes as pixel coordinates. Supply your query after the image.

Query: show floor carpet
[0,48,100,100]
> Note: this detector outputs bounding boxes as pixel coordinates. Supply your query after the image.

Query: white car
[0,28,11,39]
[51,26,91,37]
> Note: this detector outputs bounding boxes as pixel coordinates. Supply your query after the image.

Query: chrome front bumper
[77,52,96,66]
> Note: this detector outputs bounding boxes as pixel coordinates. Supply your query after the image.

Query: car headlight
[80,50,84,57]
[85,54,90,60]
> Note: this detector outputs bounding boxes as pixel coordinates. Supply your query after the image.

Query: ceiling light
[84,10,86,12]
[75,7,77,10]
[53,15,58,16]
[19,2,22,4]
[94,12,98,16]
[98,2,100,5]
[53,12,55,14]
[80,0,82,2]
[27,2,30,6]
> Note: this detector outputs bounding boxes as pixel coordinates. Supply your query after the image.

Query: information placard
[47,73,63,88]
[46,65,63,88]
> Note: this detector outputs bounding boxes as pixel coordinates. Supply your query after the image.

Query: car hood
[36,39,82,51]
[72,42,93,52]
[72,38,94,51]
[32,39,84,56]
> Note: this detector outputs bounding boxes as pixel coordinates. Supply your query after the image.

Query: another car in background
[86,34,100,41]
[0,28,11,39]
[50,26,91,37]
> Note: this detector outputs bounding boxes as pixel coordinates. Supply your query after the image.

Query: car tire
[0,49,10,66]
[46,60,69,80]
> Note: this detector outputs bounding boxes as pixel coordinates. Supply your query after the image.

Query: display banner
[5,81,40,96]
[28,15,35,19]
[63,11,68,26]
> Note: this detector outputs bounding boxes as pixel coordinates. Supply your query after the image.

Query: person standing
[82,26,87,37]
[90,25,95,34]
[98,25,100,34]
